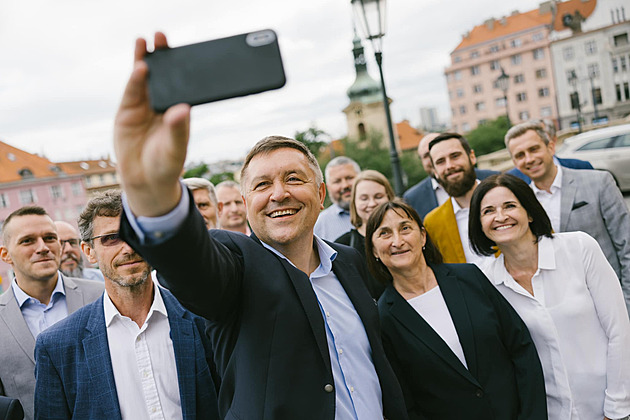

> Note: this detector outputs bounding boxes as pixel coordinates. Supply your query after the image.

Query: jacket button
[324,384,334,393]
[476,389,484,398]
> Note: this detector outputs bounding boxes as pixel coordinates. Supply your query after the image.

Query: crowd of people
[0,32,629,420]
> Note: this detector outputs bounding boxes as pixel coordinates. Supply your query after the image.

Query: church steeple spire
[346,29,382,104]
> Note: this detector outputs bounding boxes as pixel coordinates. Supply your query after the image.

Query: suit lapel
[163,291,196,419]
[0,288,36,364]
[83,297,122,420]
[432,264,479,379]
[442,201,466,263]
[560,169,576,232]
[250,234,332,373]
[64,276,85,314]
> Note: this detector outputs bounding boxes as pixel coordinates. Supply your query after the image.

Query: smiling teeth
[270,209,297,218]
[495,225,513,230]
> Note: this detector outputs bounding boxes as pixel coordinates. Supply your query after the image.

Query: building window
[71,182,82,196]
[456,88,464,97]
[625,82,630,100]
[459,105,467,114]
[454,70,462,80]
[496,97,507,107]
[514,74,524,84]
[532,32,544,42]
[538,87,550,97]
[475,102,486,111]
[621,56,628,72]
[462,122,471,132]
[478,119,488,126]
[489,45,500,53]
[19,189,36,205]
[613,58,619,73]
[511,54,522,65]
[533,48,544,60]
[570,92,580,109]
[535,68,547,79]
[566,69,577,82]
[471,65,480,76]
[516,92,527,102]
[593,87,603,105]
[50,185,63,199]
[587,63,600,78]
[613,33,628,47]
[563,46,574,60]
[510,38,522,48]
[519,111,530,121]
[490,60,500,71]
[0,193,9,208]
[454,56,462,63]
[585,40,597,55]
[541,106,552,117]
[473,84,483,93]
[470,51,479,59]
[616,84,622,101]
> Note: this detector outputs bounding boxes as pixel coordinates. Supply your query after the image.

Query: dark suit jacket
[379,263,547,420]
[33,289,218,420]
[403,169,498,219]
[119,195,408,420]
[506,156,593,183]
[0,397,23,420]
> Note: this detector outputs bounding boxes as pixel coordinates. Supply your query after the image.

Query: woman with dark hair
[336,170,395,298]
[366,199,547,420]
[469,173,630,420]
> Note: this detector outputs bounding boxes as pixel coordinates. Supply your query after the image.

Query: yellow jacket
[424,199,466,264]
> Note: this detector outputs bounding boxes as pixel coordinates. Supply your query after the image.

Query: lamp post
[568,72,582,133]
[495,67,511,127]
[351,0,404,196]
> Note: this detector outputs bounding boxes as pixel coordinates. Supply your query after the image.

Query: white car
[556,124,630,192]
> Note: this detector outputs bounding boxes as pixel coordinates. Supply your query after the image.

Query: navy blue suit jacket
[33,289,219,420]
[506,156,593,183]
[403,169,498,219]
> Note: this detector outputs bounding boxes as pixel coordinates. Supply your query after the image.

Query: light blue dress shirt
[123,187,384,419]
[12,273,68,338]
[314,203,353,242]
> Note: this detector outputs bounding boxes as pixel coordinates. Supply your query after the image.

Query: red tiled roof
[0,140,60,183]
[396,121,424,151]
[56,159,117,175]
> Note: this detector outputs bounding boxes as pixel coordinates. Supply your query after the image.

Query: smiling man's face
[243,148,325,253]
[82,215,150,288]
[0,214,61,285]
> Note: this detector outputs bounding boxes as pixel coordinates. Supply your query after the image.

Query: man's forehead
[248,149,314,178]
[8,215,56,240]
[328,164,357,181]
[55,221,79,238]
[92,215,121,234]
[430,138,465,156]
[510,130,545,150]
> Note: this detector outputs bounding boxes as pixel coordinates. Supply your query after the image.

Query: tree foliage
[183,163,209,179]
[294,125,329,157]
[465,116,510,156]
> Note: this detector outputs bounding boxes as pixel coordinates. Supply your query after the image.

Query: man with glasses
[54,221,104,282]
[34,190,219,420]
[0,206,103,420]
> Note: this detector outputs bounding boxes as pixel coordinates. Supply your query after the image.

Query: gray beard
[60,266,84,278]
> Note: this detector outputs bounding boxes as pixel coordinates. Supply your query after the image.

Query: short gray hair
[182,178,218,207]
[504,121,551,150]
[216,180,240,192]
[324,156,360,182]
[78,190,122,244]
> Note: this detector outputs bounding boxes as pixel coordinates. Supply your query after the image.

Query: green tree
[294,125,329,158]
[466,116,510,156]
[183,163,209,179]
[209,172,234,185]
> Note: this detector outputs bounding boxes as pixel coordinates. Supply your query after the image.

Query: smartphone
[144,29,286,112]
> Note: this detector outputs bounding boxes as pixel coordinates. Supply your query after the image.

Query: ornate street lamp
[495,67,511,127]
[568,71,582,133]
[351,0,404,196]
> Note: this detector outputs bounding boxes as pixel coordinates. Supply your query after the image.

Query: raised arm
[113,33,190,218]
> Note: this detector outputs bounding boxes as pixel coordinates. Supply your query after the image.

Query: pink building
[0,140,88,290]
[445,0,596,133]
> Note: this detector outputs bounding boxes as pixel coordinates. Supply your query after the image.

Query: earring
[375,257,380,262]
[422,246,426,250]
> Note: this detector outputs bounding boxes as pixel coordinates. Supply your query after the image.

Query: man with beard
[314,156,360,241]
[34,190,219,420]
[423,133,495,265]
[54,221,105,282]
[215,181,250,235]
[404,133,497,219]
[0,206,103,420]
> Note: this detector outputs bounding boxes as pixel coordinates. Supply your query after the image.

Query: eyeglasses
[89,232,123,247]
[60,238,80,248]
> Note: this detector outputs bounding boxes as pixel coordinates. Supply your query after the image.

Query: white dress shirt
[452,195,491,267]
[430,177,449,207]
[104,283,183,420]
[531,164,562,233]
[481,232,630,420]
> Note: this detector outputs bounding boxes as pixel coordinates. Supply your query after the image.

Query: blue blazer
[506,156,593,182]
[34,289,219,420]
[403,169,498,219]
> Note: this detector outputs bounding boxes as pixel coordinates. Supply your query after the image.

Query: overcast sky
[0,0,543,165]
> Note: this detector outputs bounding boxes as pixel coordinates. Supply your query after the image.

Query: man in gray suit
[0,206,103,420]
[505,121,630,316]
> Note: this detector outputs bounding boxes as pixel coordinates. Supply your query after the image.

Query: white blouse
[481,231,630,420]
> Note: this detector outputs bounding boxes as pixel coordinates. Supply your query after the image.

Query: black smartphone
[144,29,286,112]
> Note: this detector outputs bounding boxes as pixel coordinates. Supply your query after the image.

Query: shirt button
[324,384,334,393]
[350,386,354,392]
[326,311,330,317]
[339,349,343,355]
[476,389,484,398]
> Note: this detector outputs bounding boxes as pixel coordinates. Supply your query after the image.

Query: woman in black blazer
[365,199,547,420]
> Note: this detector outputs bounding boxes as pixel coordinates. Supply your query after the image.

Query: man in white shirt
[505,121,630,317]
[314,156,360,241]
[33,190,219,420]
[0,206,103,420]
[423,133,493,266]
